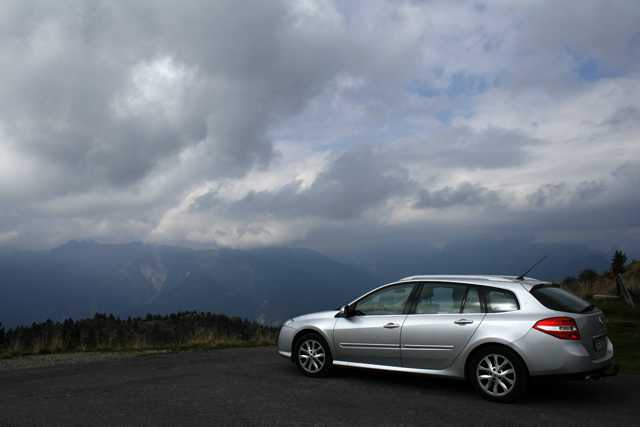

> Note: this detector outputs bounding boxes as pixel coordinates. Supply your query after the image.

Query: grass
[0,330,277,359]
[561,261,640,375]
[586,298,640,375]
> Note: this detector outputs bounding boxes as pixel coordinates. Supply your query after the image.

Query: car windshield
[530,285,594,314]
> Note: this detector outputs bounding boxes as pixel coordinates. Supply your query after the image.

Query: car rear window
[530,286,592,314]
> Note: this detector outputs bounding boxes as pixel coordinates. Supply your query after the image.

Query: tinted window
[415,283,468,314]
[354,284,414,315]
[530,286,593,314]
[484,288,519,313]
[462,287,482,313]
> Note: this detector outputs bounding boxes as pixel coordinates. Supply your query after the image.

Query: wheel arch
[291,328,334,362]
[463,342,531,381]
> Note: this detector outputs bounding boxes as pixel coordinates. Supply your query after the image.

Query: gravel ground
[0,350,170,371]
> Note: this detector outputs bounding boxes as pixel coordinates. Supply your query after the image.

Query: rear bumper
[531,363,619,383]
[513,330,614,378]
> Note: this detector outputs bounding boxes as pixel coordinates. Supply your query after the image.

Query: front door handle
[454,319,474,325]
[383,323,400,329]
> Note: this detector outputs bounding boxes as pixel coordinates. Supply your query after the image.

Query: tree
[70,324,82,347]
[561,276,578,290]
[611,250,627,275]
[578,268,598,283]
[578,269,599,293]
[87,325,98,348]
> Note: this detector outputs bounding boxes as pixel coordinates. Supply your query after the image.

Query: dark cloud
[611,161,640,184]
[527,183,567,208]
[229,146,414,220]
[573,180,607,202]
[415,182,510,209]
[529,178,614,207]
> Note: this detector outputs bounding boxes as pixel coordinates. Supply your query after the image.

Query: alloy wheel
[298,338,326,374]
[475,353,516,397]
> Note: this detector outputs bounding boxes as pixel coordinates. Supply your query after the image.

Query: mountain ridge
[0,241,379,330]
[0,238,630,330]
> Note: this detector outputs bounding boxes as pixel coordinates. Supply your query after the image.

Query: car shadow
[278,360,624,406]
[297,364,476,398]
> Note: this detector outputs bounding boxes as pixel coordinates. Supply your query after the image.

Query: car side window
[462,287,482,313]
[484,288,519,313]
[354,284,414,315]
[415,283,468,314]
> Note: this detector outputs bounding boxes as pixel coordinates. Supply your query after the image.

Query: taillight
[534,317,581,340]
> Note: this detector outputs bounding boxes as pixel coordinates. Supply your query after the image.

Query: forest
[0,311,278,357]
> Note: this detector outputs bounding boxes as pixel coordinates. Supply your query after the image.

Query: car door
[401,283,485,370]
[333,283,417,367]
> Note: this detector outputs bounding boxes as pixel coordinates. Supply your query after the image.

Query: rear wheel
[294,333,333,378]
[469,346,528,403]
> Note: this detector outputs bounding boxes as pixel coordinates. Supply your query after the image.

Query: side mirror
[336,305,349,318]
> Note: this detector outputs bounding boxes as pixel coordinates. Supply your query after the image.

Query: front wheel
[469,346,529,403]
[294,333,333,378]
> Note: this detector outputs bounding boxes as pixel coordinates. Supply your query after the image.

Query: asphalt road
[1,346,638,427]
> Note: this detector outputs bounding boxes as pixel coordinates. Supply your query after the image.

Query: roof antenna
[516,255,547,281]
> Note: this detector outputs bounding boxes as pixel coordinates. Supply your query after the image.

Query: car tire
[294,333,333,378]
[469,346,529,403]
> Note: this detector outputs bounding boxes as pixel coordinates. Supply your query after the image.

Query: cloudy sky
[1,0,639,256]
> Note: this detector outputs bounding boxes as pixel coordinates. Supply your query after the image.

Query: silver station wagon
[278,275,618,402]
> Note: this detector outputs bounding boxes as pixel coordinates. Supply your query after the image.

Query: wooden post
[616,273,635,308]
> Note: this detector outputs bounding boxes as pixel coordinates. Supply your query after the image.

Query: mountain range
[0,238,629,330]
[325,236,624,283]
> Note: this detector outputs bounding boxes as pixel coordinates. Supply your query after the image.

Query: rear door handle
[383,323,400,329]
[454,319,474,325]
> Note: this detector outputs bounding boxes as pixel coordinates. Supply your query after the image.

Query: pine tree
[611,250,627,275]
